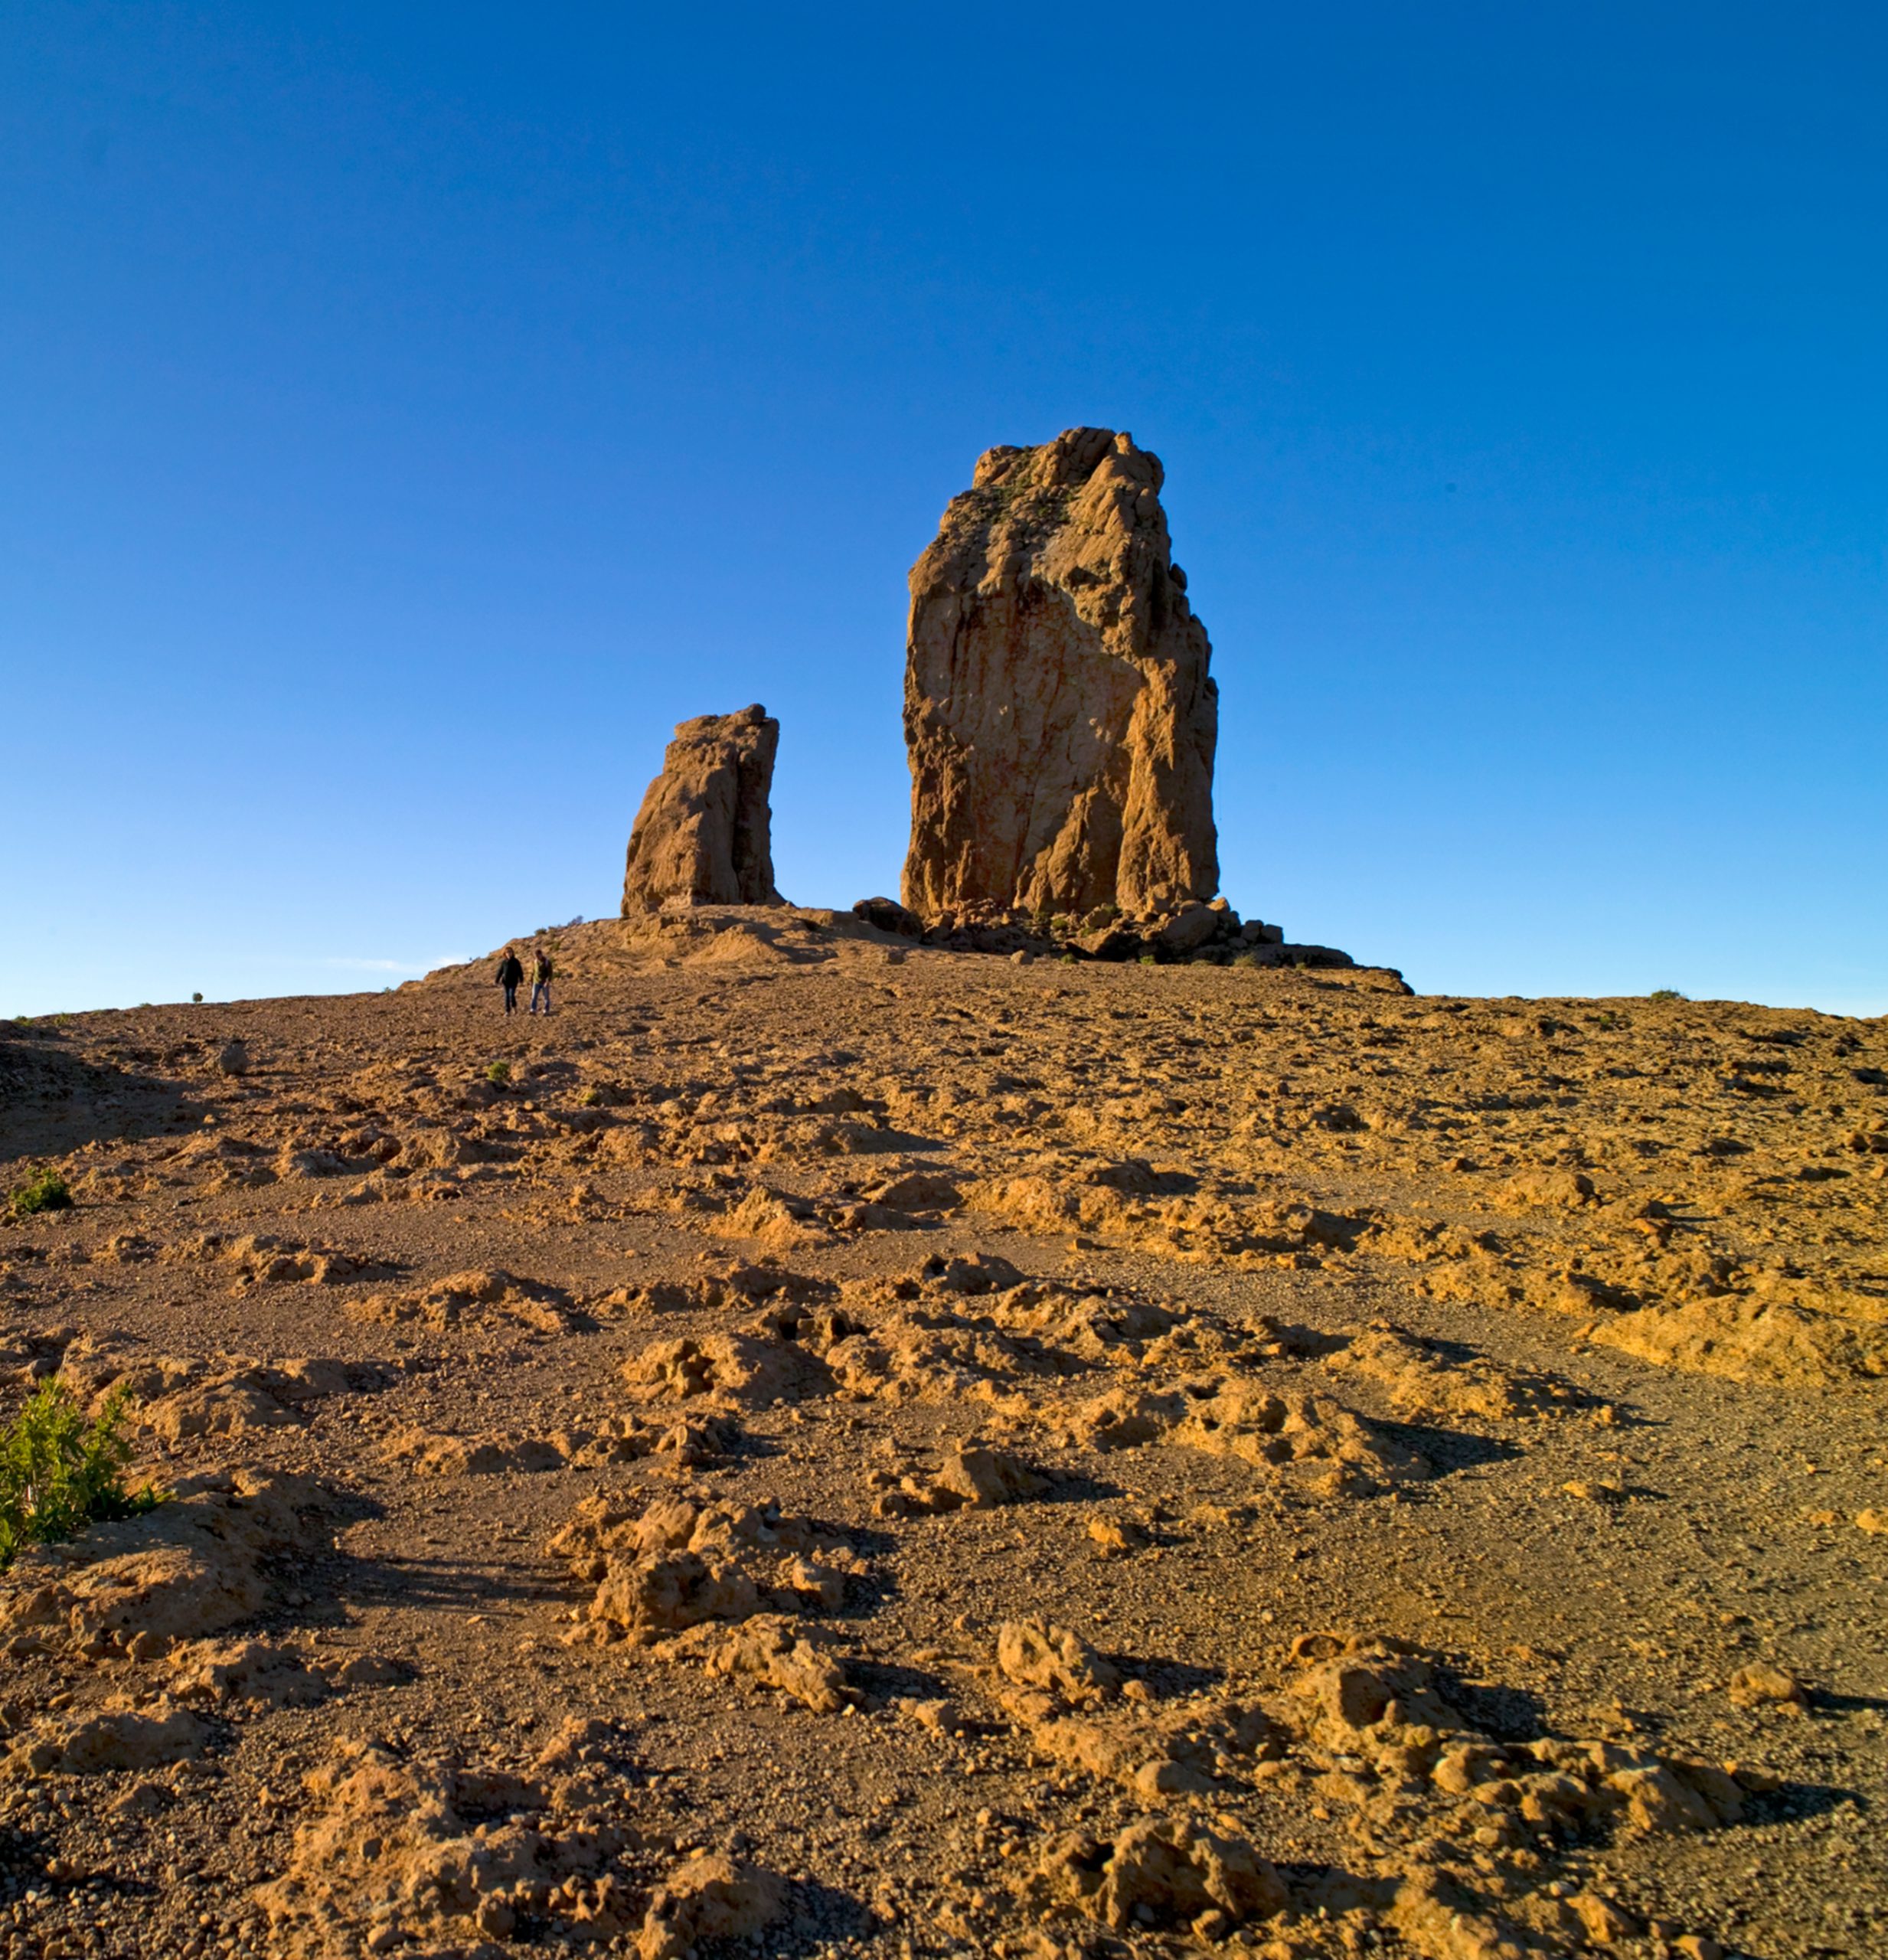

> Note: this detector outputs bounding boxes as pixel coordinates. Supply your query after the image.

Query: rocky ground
[1,906,1883,1960]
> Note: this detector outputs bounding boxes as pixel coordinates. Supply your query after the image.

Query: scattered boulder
[257,1738,639,1955]
[350,1268,582,1334]
[995,1619,1119,1706]
[0,1468,325,1661]
[1726,1662,1807,1712]
[622,704,785,913]
[880,1445,1048,1517]
[1590,1297,1888,1385]
[637,1853,787,1960]
[5,1703,211,1778]
[549,1494,865,1661]
[1060,1378,1428,1494]
[1038,1815,1285,1934]
[851,896,923,938]
[381,1428,568,1477]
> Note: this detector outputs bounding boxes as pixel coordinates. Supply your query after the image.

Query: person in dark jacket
[495,948,524,1014]
[529,949,554,1016]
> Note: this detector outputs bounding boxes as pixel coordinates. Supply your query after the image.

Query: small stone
[1726,1662,1806,1710]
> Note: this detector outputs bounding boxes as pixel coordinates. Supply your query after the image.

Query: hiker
[529,948,554,1016]
[495,946,524,1015]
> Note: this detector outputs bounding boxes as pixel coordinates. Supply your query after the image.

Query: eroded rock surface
[2,947,1882,1960]
[621,704,784,913]
[902,427,1218,919]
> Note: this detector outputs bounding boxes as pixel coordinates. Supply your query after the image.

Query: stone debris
[619,1331,829,1408]
[167,1636,333,1708]
[635,1851,787,1960]
[1282,1634,1755,1842]
[4,869,1877,1960]
[256,1736,642,1955]
[621,704,785,913]
[874,1443,1049,1517]
[159,1230,387,1289]
[1589,1296,1888,1386]
[678,1613,856,1715]
[0,1468,325,1661]
[1023,1698,1282,1802]
[1037,1814,1286,1936]
[381,1427,569,1476]
[994,1619,1119,1707]
[1321,1322,1585,1422]
[549,1494,865,1651]
[1060,1377,1429,1494]
[968,1160,1361,1266]
[350,1267,584,1334]
[5,1702,211,1778]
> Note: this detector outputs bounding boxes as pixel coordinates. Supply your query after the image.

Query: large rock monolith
[621,704,784,913]
[901,428,1218,920]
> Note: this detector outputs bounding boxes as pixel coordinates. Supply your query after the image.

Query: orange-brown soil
[1,908,1883,1960]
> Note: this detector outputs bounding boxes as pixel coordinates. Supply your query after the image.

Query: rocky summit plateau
[1,436,1884,1960]
[2,937,1884,1960]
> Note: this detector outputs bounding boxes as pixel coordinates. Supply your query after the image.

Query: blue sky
[3,3,1883,1017]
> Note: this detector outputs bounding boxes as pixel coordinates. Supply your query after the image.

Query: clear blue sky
[4,3,1883,1017]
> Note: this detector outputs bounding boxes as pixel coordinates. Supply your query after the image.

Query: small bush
[10,1167,71,1218]
[486,1061,511,1086]
[579,1085,604,1108]
[0,1380,158,1570]
[191,991,204,1004]
[1648,988,1686,1004]
[1137,953,1158,966]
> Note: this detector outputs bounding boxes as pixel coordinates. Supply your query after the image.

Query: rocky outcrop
[622,706,783,913]
[902,429,1218,920]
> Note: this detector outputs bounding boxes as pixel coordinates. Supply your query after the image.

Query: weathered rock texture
[902,429,1218,920]
[622,706,784,914]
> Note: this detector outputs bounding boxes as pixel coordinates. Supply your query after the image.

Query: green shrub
[9,1167,71,1218]
[579,1085,604,1108]
[0,1380,158,1570]
[1648,988,1686,1004]
[486,1060,511,1086]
